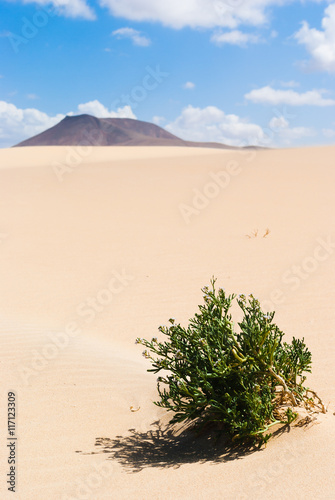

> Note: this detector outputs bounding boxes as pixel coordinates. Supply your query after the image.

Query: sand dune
[0,145,334,499]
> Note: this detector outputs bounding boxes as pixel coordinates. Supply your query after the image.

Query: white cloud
[77,100,136,118]
[280,80,300,88]
[268,115,315,144]
[165,105,316,147]
[269,116,290,129]
[0,100,137,148]
[294,4,335,73]
[211,30,260,47]
[183,81,195,90]
[322,128,335,138]
[7,0,95,20]
[112,27,151,47]
[165,105,267,147]
[0,100,64,148]
[98,0,322,30]
[245,86,335,106]
[152,116,166,125]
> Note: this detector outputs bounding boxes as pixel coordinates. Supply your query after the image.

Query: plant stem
[268,366,297,406]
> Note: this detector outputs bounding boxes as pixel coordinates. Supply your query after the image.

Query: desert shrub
[136,279,323,446]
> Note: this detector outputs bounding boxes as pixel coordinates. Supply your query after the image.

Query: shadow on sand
[79,420,291,473]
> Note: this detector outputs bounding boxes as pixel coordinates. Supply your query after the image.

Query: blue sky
[0,0,335,148]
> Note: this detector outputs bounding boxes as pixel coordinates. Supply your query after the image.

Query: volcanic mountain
[14,114,237,149]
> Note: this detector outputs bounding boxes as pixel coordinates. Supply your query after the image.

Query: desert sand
[0,145,334,499]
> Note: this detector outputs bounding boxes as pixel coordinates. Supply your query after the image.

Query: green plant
[136,278,324,446]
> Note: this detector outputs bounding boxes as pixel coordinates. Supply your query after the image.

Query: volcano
[14,114,238,149]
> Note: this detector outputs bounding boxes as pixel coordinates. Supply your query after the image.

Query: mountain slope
[13,114,236,149]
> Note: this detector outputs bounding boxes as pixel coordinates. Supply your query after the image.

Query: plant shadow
[80,420,291,473]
